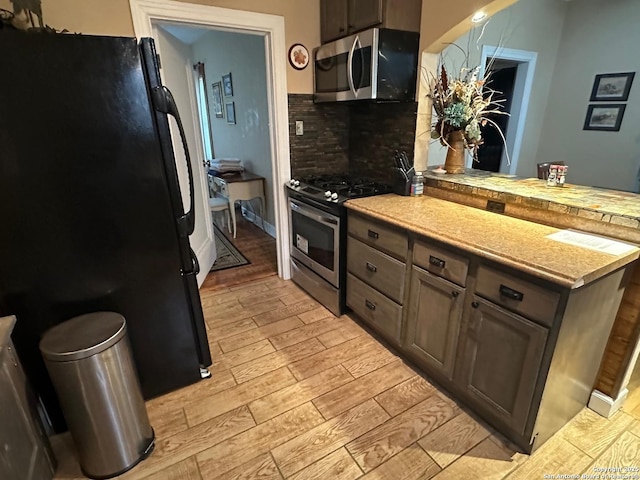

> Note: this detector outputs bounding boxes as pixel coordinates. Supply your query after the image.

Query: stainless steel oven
[289,199,340,287]
[286,175,393,317]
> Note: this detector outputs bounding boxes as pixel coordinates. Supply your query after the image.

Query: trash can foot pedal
[142,433,155,458]
[200,367,212,379]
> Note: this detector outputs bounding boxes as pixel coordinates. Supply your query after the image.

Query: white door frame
[130,0,292,280]
[479,46,537,175]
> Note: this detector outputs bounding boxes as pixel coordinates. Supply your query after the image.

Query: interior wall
[0,0,318,93]
[192,30,275,225]
[1,0,515,94]
[425,0,568,171]
[419,0,514,54]
[535,0,640,192]
[0,0,134,36]
[179,0,318,94]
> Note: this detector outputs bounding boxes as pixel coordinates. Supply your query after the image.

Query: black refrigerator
[0,31,212,431]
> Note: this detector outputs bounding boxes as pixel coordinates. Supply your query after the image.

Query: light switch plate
[295,120,304,136]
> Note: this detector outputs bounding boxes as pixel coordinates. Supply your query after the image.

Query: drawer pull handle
[471,301,479,308]
[366,262,377,273]
[451,291,459,298]
[429,255,446,268]
[365,300,376,311]
[367,229,379,239]
[500,284,524,302]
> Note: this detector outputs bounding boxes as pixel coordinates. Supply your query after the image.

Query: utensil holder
[393,178,411,196]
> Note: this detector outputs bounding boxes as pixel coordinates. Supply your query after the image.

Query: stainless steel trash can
[40,312,154,479]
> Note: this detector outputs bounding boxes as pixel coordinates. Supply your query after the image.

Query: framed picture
[222,72,233,97]
[225,102,236,125]
[590,72,635,101]
[211,81,224,118]
[288,44,310,70]
[583,104,626,131]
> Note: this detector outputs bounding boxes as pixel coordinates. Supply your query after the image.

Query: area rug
[210,224,250,272]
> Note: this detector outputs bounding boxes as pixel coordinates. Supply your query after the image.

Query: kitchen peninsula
[424,169,640,243]
[422,169,640,412]
[344,194,639,453]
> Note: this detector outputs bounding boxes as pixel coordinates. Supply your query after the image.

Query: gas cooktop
[287,174,393,204]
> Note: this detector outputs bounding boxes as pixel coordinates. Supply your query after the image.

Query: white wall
[427,0,568,172]
[156,27,216,281]
[535,0,640,192]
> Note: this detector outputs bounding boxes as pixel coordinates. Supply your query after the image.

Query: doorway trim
[129,0,292,279]
[479,46,537,175]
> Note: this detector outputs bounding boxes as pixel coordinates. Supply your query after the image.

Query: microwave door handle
[347,35,358,97]
[353,37,363,94]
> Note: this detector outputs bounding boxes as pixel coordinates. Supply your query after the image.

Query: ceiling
[158,23,209,45]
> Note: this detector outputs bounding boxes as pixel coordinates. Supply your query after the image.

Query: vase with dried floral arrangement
[428,57,509,174]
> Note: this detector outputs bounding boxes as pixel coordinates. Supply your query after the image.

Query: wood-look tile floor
[52,275,640,480]
[201,210,278,291]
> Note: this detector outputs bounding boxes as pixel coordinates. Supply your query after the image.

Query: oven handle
[290,201,338,226]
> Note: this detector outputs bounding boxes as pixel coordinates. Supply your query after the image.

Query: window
[193,62,214,161]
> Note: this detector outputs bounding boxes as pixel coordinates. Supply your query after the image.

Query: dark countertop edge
[345,198,640,290]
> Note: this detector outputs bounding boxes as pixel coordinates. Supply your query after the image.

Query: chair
[537,161,565,180]
[208,176,231,232]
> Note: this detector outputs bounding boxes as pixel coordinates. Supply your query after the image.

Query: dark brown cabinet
[345,208,633,453]
[348,0,383,34]
[0,316,55,480]
[405,266,464,379]
[346,213,407,345]
[320,0,421,43]
[320,0,348,43]
[456,297,548,436]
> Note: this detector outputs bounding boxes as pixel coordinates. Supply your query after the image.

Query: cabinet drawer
[348,213,407,260]
[347,273,402,342]
[475,266,560,327]
[347,237,406,303]
[413,240,468,287]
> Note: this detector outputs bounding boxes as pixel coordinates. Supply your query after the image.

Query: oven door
[314,29,376,102]
[289,199,340,287]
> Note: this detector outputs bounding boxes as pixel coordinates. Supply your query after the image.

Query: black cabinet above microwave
[320,0,422,44]
[313,28,419,103]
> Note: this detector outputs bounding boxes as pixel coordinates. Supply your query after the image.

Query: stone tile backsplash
[288,94,417,181]
[288,94,349,178]
[348,101,417,182]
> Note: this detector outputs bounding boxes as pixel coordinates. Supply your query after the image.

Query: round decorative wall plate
[288,44,310,70]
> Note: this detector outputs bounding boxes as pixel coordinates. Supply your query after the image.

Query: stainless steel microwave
[313,28,419,103]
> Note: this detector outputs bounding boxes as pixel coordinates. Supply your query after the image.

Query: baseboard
[241,204,276,238]
[588,388,628,418]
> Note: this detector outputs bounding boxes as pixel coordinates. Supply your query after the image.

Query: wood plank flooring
[201,211,278,291]
[51,274,640,480]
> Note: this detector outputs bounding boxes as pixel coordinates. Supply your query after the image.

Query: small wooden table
[208,170,266,238]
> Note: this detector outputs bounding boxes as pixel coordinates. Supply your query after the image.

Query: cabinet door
[0,344,54,479]
[457,296,548,435]
[405,267,464,379]
[348,0,383,33]
[321,0,349,43]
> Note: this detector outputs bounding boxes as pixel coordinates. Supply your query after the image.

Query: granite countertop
[424,169,640,229]
[346,194,640,289]
[0,315,16,352]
